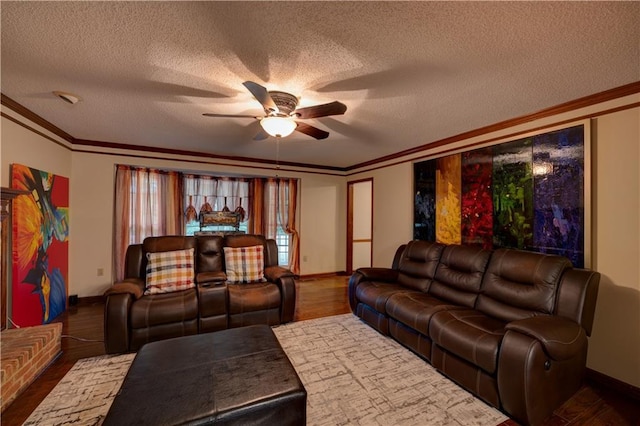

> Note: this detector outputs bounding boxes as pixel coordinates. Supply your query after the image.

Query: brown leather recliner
[349,241,600,426]
[104,234,296,354]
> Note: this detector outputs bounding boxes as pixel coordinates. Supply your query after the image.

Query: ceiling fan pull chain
[276,137,281,178]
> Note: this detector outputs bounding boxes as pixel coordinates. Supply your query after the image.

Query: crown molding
[73,138,345,172]
[346,81,640,171]
[1,94,74,143]
[3,81,639,173]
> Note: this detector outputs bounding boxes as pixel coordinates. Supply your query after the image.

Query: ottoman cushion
[104,325,306,426]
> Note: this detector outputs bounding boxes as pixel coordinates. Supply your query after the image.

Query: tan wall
[589,107,640,387]
[0,114,72,186]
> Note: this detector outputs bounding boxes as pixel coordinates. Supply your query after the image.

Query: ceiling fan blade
[295,122,329,140]
[202,113,258,118]
[294,101,347,119]
[243,81,278,113]
[253,129,269,141]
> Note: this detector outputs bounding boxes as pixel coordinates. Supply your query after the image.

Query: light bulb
[260,116,297,138]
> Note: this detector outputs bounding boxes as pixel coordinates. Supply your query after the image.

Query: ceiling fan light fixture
[260,116,297,138]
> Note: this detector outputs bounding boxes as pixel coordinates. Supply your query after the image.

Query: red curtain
[113,166,183,281]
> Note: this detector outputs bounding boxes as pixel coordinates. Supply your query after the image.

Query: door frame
[347,178,373,275]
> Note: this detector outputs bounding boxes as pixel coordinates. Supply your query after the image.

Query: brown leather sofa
[104,234,296,354]
[348,241,600,426]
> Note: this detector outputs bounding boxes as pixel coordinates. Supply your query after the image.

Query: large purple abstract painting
[414,124,586,267]
[532,126,584,266]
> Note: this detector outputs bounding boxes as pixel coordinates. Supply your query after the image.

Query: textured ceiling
[1,2,639,169]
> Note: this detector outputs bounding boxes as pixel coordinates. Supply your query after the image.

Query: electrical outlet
[97,268,104,276]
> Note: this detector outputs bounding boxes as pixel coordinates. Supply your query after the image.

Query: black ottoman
[104,325,306,425]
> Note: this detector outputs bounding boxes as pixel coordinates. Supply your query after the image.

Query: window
[183,175,249,236]
[275,225,289,266]
[114,167,299,279]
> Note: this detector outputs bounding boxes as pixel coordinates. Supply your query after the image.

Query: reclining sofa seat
[104,234,295,354]
[348,240,600,426]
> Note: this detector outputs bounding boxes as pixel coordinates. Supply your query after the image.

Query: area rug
[25,314,508,425]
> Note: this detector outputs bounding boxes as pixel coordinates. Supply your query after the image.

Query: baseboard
[586,368,640,401]
[77,296,104,306]
[298,271,348,281]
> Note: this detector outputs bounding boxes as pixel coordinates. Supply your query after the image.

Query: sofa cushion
[196,235,224,274]
[386,292,458,335]
[228,282,280,313]
[396,241,445,292]
[476,249,572,322]
[429,309,507,374]
[429,244,492,307]
[145,248,196,295]
[223,245,267,283]
[355,281,416,313]
[131,288,199,328]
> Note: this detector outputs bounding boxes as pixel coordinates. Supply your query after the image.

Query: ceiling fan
[203,81,347,140]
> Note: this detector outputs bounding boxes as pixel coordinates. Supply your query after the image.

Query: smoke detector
[52,91,81,105]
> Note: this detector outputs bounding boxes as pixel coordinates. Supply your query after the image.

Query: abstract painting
[414,160,436,241]
[436,154,461,244]
[414,124,587,268]
[461,148,493,249]
[11,164,69,326]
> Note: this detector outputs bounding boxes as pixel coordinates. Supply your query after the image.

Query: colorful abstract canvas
[11,164,69,326]
[436,154,461,244]
[414,160,436,241]
[461,148,493,249]
[413,125,586,267]
[492,139,534,250]
[532,126,584,266]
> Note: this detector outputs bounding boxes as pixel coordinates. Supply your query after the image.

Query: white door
[348,179,373,273]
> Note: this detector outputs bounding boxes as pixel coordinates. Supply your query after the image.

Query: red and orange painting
[11,164,69,326]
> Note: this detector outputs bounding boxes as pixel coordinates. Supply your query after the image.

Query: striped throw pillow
[145,248,195,295]
[223,245,266,284]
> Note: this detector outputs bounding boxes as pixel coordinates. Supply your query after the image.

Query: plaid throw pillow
[145,248,195,295]
[223,245,266,284]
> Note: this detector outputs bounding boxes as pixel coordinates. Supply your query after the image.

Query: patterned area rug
[25,314,507,425]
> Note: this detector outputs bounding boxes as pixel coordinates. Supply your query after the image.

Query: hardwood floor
[2,276,638,425]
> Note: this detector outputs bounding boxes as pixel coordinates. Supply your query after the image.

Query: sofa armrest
[506,316,587,361]
[264,266,296,323]
[104,292,135,354]
[556,268,600,336]
[196,271,227,286]
[104,278,145,299]
[348,268,399,313]
[355,267,399,282]
[264,265,295,281]
[499,316,589,425]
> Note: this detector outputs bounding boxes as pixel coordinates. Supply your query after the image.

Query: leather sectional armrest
[355,267,399,282]
[264,266,295,282]
[104,278,145,300]
[506,316,587,361]
[263,266,296,323]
